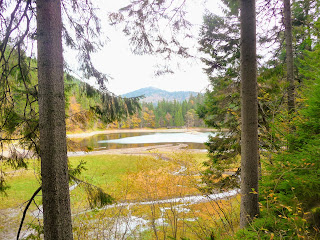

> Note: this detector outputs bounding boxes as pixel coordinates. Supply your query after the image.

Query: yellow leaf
[270,233,274,240]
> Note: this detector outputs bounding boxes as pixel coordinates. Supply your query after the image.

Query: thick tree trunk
[37,0,73,239]
[284,0,295,115]
[240,0,259,228]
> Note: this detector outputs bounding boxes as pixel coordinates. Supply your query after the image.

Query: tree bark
[240,0,259,228]
[284,0,295,115]
[37,0,73,239]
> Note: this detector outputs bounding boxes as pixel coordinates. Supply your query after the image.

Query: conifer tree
[284,0,295,115]
[239,0,259,227]
[37,0,73,237]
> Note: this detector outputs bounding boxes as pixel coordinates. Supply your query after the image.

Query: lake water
[71,131,214,151]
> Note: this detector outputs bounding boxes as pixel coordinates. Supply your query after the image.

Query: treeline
[64,76,142,132]
[65,77,104,132]
[108,94,206,129]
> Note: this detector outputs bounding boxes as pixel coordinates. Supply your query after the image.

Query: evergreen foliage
[197,7,242,192]
[239,50,320,238]
[198,0,320,237]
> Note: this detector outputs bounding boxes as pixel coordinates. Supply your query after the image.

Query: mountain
[122,87,199,103]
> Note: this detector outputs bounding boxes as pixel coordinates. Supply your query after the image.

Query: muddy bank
[67,143,207,157]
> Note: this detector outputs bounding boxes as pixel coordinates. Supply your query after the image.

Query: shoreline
[68,143,207,157]
[1,128,214,158]
[67,127,218,139]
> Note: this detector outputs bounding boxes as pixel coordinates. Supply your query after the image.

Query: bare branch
[17,186,42,240]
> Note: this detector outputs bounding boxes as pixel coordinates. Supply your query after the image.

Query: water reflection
[71,131,213,151]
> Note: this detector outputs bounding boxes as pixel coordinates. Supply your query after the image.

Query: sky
[65,0,224,95]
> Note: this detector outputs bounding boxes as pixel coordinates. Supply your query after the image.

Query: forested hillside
[66,84,206,130]
[0,67,140,135]
[110,93,206,129]
[65,77,105,132]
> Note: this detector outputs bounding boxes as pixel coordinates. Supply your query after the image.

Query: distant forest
[65,80,206,131]
[108,94,206,129]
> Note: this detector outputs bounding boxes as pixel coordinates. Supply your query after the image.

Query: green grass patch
[1,152,210,210]
[69,154,141,187]
[0,169,41,209]
[68,154,145,209]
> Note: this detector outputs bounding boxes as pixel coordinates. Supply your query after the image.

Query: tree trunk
[240,0,259,228]
[304,0,311,50]
[37,0,73,239]
[284,0,295,115]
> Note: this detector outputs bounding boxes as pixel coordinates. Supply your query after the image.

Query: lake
[71,131,214,151]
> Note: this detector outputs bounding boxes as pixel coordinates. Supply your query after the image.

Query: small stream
[73,189,239,239]
[79,189,239,214]
[28,185,238,239]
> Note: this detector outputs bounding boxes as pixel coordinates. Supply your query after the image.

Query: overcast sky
[65,0,224,95]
